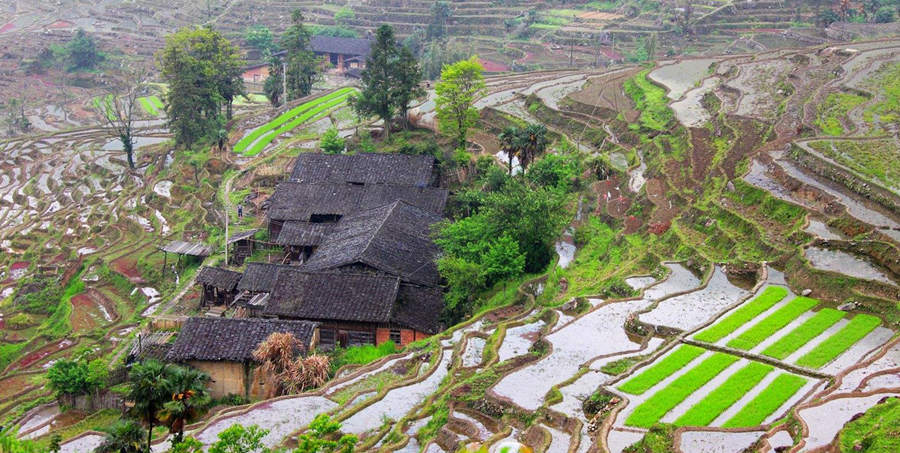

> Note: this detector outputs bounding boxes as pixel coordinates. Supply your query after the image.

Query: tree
[127,360,173,453]
[103,65,149,169]
[245,26,276,55]
[66,28,102,70]
[46,358,106,396]
[4,98,30,135]
[208,424,270,453]
[263,56,284,107]
[875,5,896,22]
[499,126,524,176]
[352,25,424,137]
[157,26,245,148]
[435,56,486,149]
[282,11,321,101]
[334,7,355,25]
[0,431,39,453]
[94,419,144,453]
[294,414,357,453]
[519,123,549,171]
[168,437,203,453]
[427,1,453,41]
[158,367,211,446]
[319,127,345,154]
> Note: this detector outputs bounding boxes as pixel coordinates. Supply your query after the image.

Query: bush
[330,341,397,373]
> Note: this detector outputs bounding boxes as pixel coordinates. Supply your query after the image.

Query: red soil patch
[69,290,116,331]
[111,256,143,283]
[8,261,30,281]
[13,339,75,371]
[0,23,14,34]
[478,58,510,73]
[0,375,32,400]
[624,215,643,234]
[47,20,74,29]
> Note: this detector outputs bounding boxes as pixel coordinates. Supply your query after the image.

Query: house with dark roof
[196,266,243,307]
[166,317,318,398]
[262,268,442,348]
[289,153,438,186]
[310,35,372,73]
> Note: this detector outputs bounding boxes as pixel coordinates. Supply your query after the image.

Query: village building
[196,266,242,308]
[241,35,372,85]
[166,317,318,399]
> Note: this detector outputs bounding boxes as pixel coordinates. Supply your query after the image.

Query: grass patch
[762,308,845,360]
[329,341,397,374]
[234,87,355,155]
[694,286,789,343]
[625,353,740,428]
[619,345,705,395]
[623,424,677,453]
[723,180,806,226]
[807,139,899,191]
[674,361,774,426]
[815,92,866,136]
[795,314,881,368]
[722,373,806,427]
[726,297,818,351]
[837,396,900,452]
[624,69,674,132]
[330,370,406,405]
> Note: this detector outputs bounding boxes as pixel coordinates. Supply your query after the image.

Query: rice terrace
[1,1,899,453]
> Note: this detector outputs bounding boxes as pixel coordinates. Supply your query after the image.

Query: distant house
[196,266,242,307]
[289,153,438,186]
[310,36,372,73]
[166,317,318,398]
[263,268,442,348]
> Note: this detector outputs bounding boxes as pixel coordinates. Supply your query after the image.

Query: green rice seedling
[722,373,806,427]
[762,308,845,359]
[138,97,159,116]
[727,297,818,350]
[796,314,881,368]
[619,345,705,395]
[674,361,774,426]
[625,353,740,428]
[243,93,352,156]
[694,286,788,343]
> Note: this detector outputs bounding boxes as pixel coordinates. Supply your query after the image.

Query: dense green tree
[244,25,277,55]
[319,127,345,154]
[499,126,524,176]
[94,419,144,453]
[263,56,284,107]
[282,11,321,101]
[352,25,424,137]
[46,358,107,396]
[168,437,203,453]
[334,7,355,25]
[127,360,173,452]
[519,123,549,170]
[66,28,103,70]
[157,27,245,148]
[426,1,452,41]
[208,424,270,453]
[420,40,469,79]
[435,56,486,149]
[159,367,211,446]
[294,414,358,453]
[310,25,359,38]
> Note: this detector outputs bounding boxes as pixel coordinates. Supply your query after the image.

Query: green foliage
[435,56,486,148]
[157,26,245,147]
[95,419,144,453]
[838,396,900,452]
[309,25,359,38]
[40,268,85,339]
[815,92,866,136]
[622,423,677,453]
[282,11,322,101]
[330,341,397,373]
[209,424,270,453]
[295,414,358,453]
[624,69,673,132]
[722,374,807,427]
[319,127,345,154]
[128,359,175,451]
[762,308,846,360]
[625,353,740,428]
[796,314,882,368]
[169,437,204,453]
[724,180,805,225]
[726,297,818,350]
[525,152,581,190]
[619,345,705,395]
[66,29,103,70]
[46,357,108,395]
[244,26,277,54]
[334,7,356,25]
[674,362,774,426]
[0,431,39,453]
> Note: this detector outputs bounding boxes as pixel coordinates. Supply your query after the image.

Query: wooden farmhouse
[166,317,318,398]
[196,266,242,308]
[309,35,372,74]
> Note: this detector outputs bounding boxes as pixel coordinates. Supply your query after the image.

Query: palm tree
[521,124,548,172]
[158,366,211,446]
[127,360,172,452]
[498,126,522,176]
[94,419,144,453]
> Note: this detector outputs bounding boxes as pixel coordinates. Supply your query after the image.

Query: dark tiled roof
[392,284,444,334]
[275,221,335,247]
[289,153,436,186]
[159,240,213,257]
[267,182,448,222]
[166,317,318,362]
[264,269,400,323]
[310,35,372,57]
[237,263,295,293]
[196,266,243,291]
[301,201,442,286]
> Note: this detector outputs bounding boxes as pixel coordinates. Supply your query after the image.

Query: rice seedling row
[722,373,807,427]
[138,96,162,116]
[693,286,788,343]
[726,297,818,351]
[243,92,353,156]
[625,353,740,428]
[762,308,846,360]
[673,361,774,427]
[619,345,705,395]
[796,314,882,368]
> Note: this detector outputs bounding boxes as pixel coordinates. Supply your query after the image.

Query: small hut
[226,229,259,266]
[158,240,213,274]
[166,317,318,398]
[274,221,334,263]
[196,266,242,308]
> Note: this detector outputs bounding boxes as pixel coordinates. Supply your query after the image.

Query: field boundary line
[681,338,831,380]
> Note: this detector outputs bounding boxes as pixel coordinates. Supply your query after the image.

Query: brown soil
[689,127,715,182]
[111,256,143,283]
[70,293,100,331]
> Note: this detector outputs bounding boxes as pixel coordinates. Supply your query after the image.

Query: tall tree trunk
[226,100,233,120]
[147,418,153,453]
[122,134,135,169]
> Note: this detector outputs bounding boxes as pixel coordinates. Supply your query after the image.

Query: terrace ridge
[681,338,831,380]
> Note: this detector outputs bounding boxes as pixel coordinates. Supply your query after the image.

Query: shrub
[330,341,397,373]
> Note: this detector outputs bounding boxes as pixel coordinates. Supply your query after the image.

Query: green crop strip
[694,286,788,343]
[619,345,705,395]
[795,314,881,368]
[624,69,673,132]
[722,373,806,427]
[243,93,352,156]
[92,95,117,121]
[234,87,356,155]
[674,362,774,426]
[762,308,845,360]
[138,96,164,116]
[726,297,818,351]
[625,353,740,428]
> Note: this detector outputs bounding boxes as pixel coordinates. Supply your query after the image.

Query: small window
[310,214,342,223]
[389,329,401,344]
